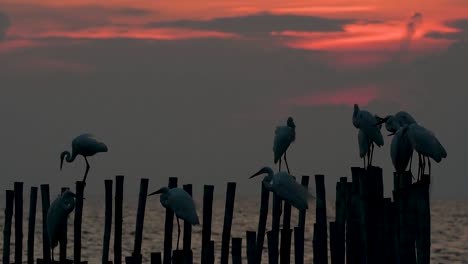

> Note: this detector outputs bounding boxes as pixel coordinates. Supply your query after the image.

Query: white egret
[353,104,384,167]
[390,126,414,174]
[148,187,200,249]
[249,166,310,210]
[358,115,383,168]
[60,133,108,183]
[47,190,76,261]
[406,123,447,180]
[273,117,296,173]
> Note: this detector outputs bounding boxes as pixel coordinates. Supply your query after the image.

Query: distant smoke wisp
[0,12,11,41]
[399,12,423,59]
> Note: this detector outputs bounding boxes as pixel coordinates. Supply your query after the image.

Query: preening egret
[60,133,108,183]
[390,126,414,174]
[376,111,417,135]
[47,190,76,261]
[273,117,296,173]
[353,104,384,167]
[406,123,447,180]
[358,115,382,168]
[249,166,310,210]
[148,187,200,249]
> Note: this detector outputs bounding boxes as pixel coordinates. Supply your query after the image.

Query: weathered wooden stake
[395,171,416,264]
[280,228,292,264]
[201,185,214,264]
[3,190,14,264]
[163,177,177,264]
[40,184,51,262]
[115,175,125,264]
[256,184,270,264]
[231,237,242,264]
[246,231,257,264]
[313,175,327,264]
[221,182,237,264]
[14,182,24,264]
[415,174,431,264]
[27,187,38,264]
[346,169,364,264]
[267,231,276,264]
[270,194,282,264]
[298,176,310,230]
[293,227,304,264]
[60,187,70,262]
[334,177,347,264]
[151,252,162,264]
[182,184,193,264]
[74,181,85,264]
[132,178,149,264]
[102,180,113,264]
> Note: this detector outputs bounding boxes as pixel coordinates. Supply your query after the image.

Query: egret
[352,104,384,167]
[60,133,108,183]
[249,166,310,210]
[376,111,417,135]
[358,115,383,168]
[390,126,414,174]
[406,123,447,180]
[47,190,76,261]
[148,187,200,250]
[273,117,296,173]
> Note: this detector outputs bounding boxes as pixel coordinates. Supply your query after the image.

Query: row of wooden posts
[2,166,431,264]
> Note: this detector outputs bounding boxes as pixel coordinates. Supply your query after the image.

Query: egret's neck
[61,151,77,163]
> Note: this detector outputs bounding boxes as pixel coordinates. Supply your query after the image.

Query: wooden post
[27,187,37,264]
[163,177,178,264]
[293,227,304,264]
[208,240,215,264]
[298,176,310,230]
[14,182,24,264]
[221,182,237,264]
[270,194,282,264]
[346,170,363,264]
[102,180,113,264]
[246,231,257,264]
[131,178,149,264]
[415,174,430,264]
[172,250,184,264]
[395,171,416,264]
[151,252,162,264]
[231,237,242,264]
[40,184,51,262]
[334,177,347,264]
[280,228,292,264]
[74,181,85,264]
[382,198,395,264]
[256,184,270,264]
[329,222,337,264]
[3,190,14,264]
[115,175,125,264]
[182,184,193,264]
[313,175,327,264]
[267,231,276,264]
[60,187,70,262]
[201,185,214,264]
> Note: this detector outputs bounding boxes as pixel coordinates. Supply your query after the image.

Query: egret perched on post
[358,115,383,168]
[352,104,384,168]
[249,166,310,210]
[60,133,108,183]
[148,187,200,250]
[273,117,296,173]
[47,190,76,261]
[405,123,447,180]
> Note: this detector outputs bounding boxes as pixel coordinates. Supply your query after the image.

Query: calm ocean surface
[1,198,467,263]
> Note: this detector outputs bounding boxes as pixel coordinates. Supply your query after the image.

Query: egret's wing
[168,188,200,225]
[273,126,294,163]
[73,133,108,153]
[273,172,309,210]
[395,111,417,126]
[408,124,446,162]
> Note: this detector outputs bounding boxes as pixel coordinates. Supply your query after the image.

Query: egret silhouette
[60,134,108,183]
[274,117,296,173]
[353,104,384,168]
[406,123,447,180]
[358,115,383,168]
[391,126,414,174]
[376,111,417,135]
[148,187,199,250]
[47,190,76,261]
[249,166,310,210]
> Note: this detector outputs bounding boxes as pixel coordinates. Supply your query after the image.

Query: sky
[0,0,467,200]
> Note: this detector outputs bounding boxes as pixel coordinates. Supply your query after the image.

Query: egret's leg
[176,217,181,250]
[427,157,431,177]
[370,143,375,167]
[409,153,413,173]
[278,158,282,172]
[51,248,54,262]
[83,157,90,183]
[417,153,422,181]
[284,152,291,174]
[363,156,366,169]
[422,155,426,179]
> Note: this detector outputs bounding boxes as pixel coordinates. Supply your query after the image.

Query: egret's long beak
[148,188,164,196]
[249,169,264,179]
[60,157,64,170]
